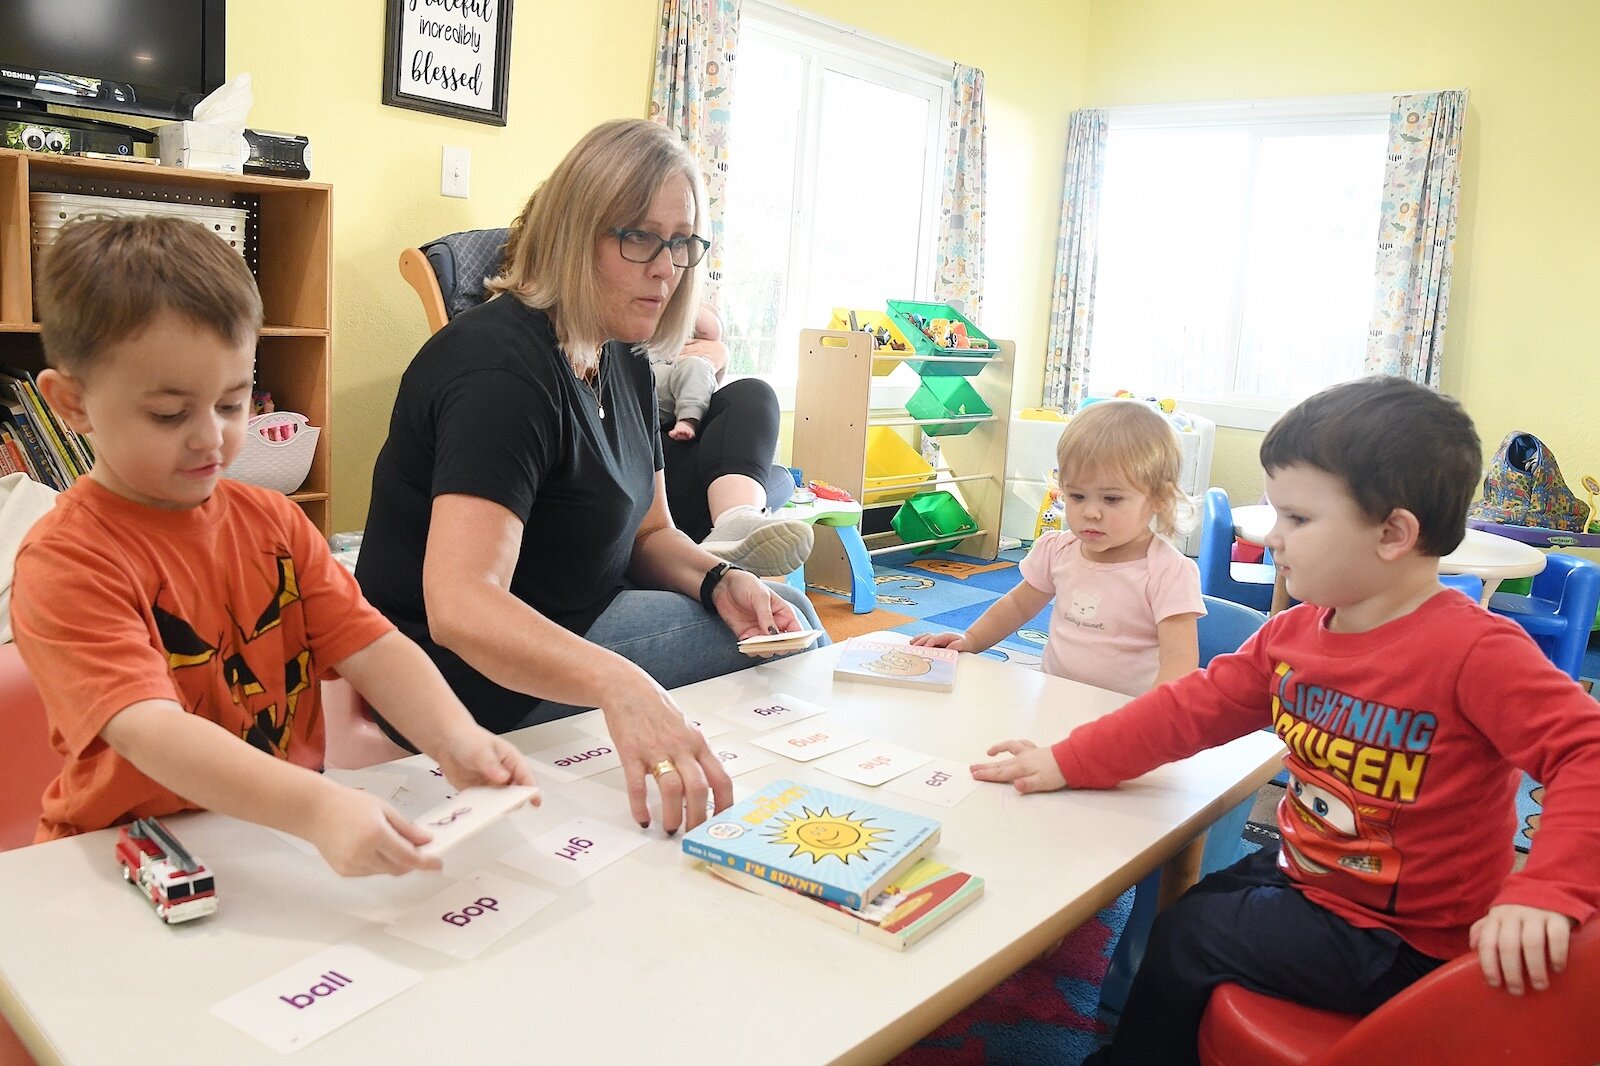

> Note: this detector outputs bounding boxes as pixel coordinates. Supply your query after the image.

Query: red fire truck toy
[114,818,218,924]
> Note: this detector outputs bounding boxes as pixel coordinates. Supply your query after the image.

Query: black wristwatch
[699,561,746,612]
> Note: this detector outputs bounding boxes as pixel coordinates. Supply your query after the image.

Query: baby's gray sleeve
[667,354,719,422]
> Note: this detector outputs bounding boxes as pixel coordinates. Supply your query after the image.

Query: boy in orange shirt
[13,217,537,875]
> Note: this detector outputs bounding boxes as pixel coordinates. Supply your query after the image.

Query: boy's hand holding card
[415,785,539,858]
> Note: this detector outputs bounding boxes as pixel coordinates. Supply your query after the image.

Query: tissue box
[156,122,245,173]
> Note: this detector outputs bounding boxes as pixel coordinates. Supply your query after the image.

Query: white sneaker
[700,505,815,577]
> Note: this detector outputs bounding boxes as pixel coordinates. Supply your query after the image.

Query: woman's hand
[711,569,802,652]
[599,666,733,833]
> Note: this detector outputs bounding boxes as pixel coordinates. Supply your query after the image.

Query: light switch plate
[442,145,470,198]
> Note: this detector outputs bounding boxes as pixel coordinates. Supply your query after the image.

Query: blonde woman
[358,119,826,834]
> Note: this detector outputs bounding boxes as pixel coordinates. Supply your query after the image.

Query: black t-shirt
[356,296,661,731]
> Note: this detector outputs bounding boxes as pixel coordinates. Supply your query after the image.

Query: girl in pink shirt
[913,401,1204,696]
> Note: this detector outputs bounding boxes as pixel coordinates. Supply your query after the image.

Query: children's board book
[708,856,983,950]
[680,778,942,910]
[832,639,958,693]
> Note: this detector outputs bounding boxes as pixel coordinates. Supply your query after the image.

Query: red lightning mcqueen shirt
[1052,590,1600,960]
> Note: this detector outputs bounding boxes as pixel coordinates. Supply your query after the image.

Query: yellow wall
[1084,0,1600,509]
[230,1,1090,531]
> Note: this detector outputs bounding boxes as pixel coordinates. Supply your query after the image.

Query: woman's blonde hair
[486,118,706,368]
[1055,400,1192,538]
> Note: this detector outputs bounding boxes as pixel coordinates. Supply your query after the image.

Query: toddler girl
[912,400,1203,695]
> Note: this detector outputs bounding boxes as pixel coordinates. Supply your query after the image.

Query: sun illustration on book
[768,806,889,865]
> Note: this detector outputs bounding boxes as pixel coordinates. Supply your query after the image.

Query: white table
[0,646,1283,1066]
[1232,504,1547,608]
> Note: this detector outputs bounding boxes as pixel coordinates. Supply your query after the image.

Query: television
[0,0,226,125]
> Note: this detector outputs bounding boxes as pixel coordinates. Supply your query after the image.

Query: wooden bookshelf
[0,148,333,533]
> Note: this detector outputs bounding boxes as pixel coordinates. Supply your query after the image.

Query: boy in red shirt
[14,217,537,875]
[973,376,1600,1064]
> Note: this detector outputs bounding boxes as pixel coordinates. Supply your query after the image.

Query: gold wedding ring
[650,759,678,779]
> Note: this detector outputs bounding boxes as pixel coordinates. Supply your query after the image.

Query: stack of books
[682,778,982,949]
[0,367,93,489]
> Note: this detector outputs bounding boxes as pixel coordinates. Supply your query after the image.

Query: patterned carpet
[804,544,1576,1064]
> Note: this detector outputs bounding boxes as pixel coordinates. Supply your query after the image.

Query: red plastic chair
[321,676,412,769]
[1198,920,1600,1066]
[0,643,55,1066]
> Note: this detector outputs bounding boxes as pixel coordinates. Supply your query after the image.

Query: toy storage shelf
[0,149,333,534]
[794,327,1014,590]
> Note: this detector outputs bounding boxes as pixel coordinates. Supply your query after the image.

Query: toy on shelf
[808,479,855,503]
[115,817,218,925]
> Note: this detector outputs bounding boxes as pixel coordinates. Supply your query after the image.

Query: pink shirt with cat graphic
[1019,529,1204,696]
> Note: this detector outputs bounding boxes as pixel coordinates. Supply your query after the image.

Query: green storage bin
[905,376,992,436]
[884,298,996,377]
[892,490,977,554]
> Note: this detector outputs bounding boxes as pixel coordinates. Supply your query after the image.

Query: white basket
[30,192,248,257]
[223,412,319,495]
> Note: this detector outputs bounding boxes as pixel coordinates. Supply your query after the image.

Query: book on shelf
[833,638,958,693]
[706,855,983,950]
[0,398,60,489]
[681,778,942,910]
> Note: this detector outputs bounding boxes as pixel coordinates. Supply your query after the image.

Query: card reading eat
[210,944,422,1053]
[416,785,539,858]
[719,691,829,732]
[883,757,982,807]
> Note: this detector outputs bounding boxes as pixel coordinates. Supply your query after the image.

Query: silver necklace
[576,349,609,420]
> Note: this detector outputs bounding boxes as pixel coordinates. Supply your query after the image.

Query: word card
[736,628,824,655]
[528,734,622,779]
[882,757,982,807]
[813,741,933,787]
[416,785,539,858]
[704,739,777,777]
[210,944,422,1053]
[719,692,828,732]
[684,712,730,740]
[498,817,647,887]
[385,872,555,959]
[750,720,869,762]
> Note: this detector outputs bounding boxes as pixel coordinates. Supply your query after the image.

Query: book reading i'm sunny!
[681,779,941,910]
[833,638,958,693]
[709,856,983,950]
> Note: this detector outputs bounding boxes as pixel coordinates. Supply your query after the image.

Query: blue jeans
[513,581,828,729]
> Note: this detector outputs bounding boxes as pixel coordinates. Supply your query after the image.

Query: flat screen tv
[0,0,226,124]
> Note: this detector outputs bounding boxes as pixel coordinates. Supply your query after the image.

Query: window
[718,4,949,401]
[1088,98,1389,429]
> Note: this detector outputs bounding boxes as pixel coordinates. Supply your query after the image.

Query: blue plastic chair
[1099,595,1271,1022]
[1485,553,1600,681]
[1199,489,1275,613]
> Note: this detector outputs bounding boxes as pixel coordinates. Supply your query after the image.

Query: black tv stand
[0,98,155,143]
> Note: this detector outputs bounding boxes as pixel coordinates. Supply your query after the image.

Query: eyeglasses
[609,227,711,268]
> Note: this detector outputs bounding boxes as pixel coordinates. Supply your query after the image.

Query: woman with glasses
[357,119,827,836]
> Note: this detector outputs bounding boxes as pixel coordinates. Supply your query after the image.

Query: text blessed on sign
[383,0,515,125]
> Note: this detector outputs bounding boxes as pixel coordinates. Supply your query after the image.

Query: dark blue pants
[1090,844,1444,1066]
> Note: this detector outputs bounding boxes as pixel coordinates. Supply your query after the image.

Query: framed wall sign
[383,0,514,126]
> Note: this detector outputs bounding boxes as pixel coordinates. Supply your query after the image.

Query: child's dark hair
[1260,376,1481,556]
[36,216,262,374]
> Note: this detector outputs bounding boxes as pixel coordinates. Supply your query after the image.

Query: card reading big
[719,691,829,732]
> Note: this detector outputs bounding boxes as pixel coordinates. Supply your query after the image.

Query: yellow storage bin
[863,426,933,503]
[827,308,916,377]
